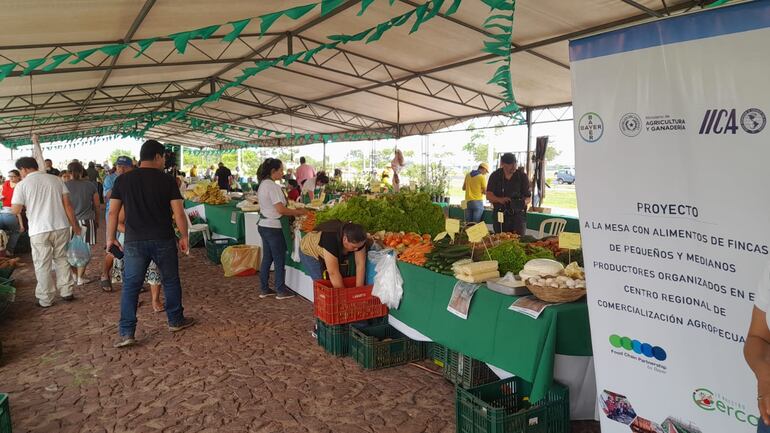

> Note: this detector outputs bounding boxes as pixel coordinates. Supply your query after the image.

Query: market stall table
[283,257,597,419]
[184,200,246,243]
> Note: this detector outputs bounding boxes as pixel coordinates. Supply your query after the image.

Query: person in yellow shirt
[189,164,198,178]
[462,162,489,223]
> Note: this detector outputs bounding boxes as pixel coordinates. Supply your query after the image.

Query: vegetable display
[300,212,317,233]
[425,239,472,275]
[315,192,444,236]
[398,242,433,266]
[481,240,556,275]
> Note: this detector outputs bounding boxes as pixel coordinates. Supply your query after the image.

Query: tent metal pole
[526,107,533,178]
[322,140,327,172]
[180,145,184,171]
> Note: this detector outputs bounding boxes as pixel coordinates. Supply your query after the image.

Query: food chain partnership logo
[609,334,667,361]
[578,112,603,142]
[693,387,760,427]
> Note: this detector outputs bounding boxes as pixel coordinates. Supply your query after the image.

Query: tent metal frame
[0,0,709,148]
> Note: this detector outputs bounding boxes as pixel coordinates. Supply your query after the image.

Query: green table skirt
[447,206,580,233]
[389,263,592,402]
[184,200,246,243]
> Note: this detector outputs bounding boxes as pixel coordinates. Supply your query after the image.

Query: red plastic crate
[313,277,388,325]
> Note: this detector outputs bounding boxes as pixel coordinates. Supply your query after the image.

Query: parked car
[553,169,575,184]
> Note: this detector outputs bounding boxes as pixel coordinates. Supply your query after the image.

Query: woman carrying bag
[256,158,307,300]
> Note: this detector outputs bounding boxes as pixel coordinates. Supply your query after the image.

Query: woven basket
[526,282,586,303]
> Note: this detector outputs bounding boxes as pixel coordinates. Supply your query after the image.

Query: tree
[109,148,135,163]
[545,145,561,162]
[462,124,489,163]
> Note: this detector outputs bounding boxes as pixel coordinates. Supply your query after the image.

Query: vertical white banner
[570,2,770,432]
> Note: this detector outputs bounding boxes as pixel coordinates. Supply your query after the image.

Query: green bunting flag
[169,24,220,54]
[446,0,462,15]
[99,44,128,57]
[359,0,376,16]
[222,19,251,42]
[42,53,72,72]
[321,0,345,16]
[0,63,16,81]
[134,38,159,58]
[284,3,318,19]
[22,58,46,75]
[70,48,99,64]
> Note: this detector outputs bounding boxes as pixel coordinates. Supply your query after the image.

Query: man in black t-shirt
[486,153,531,235]
[107,140,194,348]
[44,159,60,176]
[214,162,233,191]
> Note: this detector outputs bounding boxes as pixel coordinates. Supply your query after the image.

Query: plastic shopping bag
[66,235,91,267]
[291,229,301,263]
[369,248,403,309]
[221,245,261,277]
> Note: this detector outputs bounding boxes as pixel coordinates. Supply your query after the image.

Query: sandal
[100,279,113,292]
[153,305,166,313]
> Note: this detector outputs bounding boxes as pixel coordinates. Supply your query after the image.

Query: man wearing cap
[99,156,132,291]
[463,162,490,223]
[486,153,531,235]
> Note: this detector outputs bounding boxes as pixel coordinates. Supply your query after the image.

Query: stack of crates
[444,349,499,389]
[313,277,389,358]
[349,323,430,370]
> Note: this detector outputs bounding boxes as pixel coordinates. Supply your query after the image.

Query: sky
[0,117,576,174]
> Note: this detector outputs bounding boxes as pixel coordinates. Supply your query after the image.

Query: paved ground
[0,233,599,433]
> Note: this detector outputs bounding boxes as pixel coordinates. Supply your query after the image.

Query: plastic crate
[0,393,10,433]
[350,324,428,370]
[456,377,569,433]
[313,277,387,325]
[0,268,13,281]
[432,343,449,368]
[315,317,388,357]
[206,238,238,264]
[445,349,499,389]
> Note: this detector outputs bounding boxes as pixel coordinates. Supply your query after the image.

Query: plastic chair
[538,218,567,238]
[186,212,211,245]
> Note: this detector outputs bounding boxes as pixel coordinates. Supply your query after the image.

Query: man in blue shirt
[99,156,133,291]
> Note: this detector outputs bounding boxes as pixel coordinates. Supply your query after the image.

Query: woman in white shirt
[257,158,307,299]
[301,172,329,202]
[745,263,770,431]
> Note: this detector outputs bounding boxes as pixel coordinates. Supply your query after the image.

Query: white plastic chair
[186,212,211,245]
[538,218,567,238]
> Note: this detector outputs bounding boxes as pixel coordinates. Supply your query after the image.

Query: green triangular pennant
[423,0,445,22]
[446,0,462,15]
[99,44,128,57]
[359,0,376,15]
[410,3,430,33]
[283,52,303,66]
[366,23,392,43]
[0,63,17,81]
[259,11,283,35]
[222,19,251,42]
[42,53,72,72]
[22,58,47,75]
[70,48,99,64]
[134,37,159,58]
[284,3,318,19]
[321,0,345,16]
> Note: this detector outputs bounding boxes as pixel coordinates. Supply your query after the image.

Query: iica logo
[699,108,766,134]
[609,334,667,361]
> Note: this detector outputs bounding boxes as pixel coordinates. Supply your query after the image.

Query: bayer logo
[619,113,642,137]
[740,108,766,134]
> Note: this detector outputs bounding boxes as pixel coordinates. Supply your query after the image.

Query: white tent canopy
[0,0,710,148]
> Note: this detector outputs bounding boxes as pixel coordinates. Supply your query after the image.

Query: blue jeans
[119,238,185,337]
[258,226,289,295]
[300,251,324,281]
[0,212,20,254]
[465,200,484,223]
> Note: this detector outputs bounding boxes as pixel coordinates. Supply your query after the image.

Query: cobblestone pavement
[0,237,599,433]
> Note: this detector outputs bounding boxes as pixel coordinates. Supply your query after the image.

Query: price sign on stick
[559,232,582,250]
[466,222,489,243]
[445,218,460,234]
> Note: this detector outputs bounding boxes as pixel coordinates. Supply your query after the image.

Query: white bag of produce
[291,229,302,262]
[369,248,403,309]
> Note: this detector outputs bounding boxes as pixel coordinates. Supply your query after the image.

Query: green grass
[542,189,577,209]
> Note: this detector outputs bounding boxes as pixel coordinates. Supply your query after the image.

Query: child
[287,179,301,202]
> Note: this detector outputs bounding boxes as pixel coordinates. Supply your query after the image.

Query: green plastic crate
[444,349,499,389]
[432,343,449,368]
[349,324,428,370]
[456,377,569,433]
[206,238,238,264]
[316,317,389,357]
[0,393,10,433]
